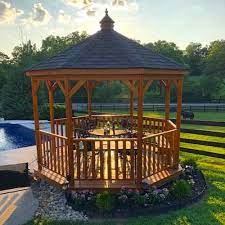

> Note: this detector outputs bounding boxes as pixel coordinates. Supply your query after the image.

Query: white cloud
[24,3,51,26]
[0,0,23,24]
[64,0,139,18]
[58,9,71,24]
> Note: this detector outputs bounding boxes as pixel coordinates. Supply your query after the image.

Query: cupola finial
[100,9,114,30]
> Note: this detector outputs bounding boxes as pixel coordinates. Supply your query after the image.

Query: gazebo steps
[34,168,67,188]
[142,165,183,187]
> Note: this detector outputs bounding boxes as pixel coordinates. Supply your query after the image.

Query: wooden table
[89,128,128,137]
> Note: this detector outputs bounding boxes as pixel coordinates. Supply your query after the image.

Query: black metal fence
[72,103,225,113]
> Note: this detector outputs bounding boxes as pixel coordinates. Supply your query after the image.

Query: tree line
[0,31,224,119]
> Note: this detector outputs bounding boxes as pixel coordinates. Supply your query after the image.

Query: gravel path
[31,180,88,221]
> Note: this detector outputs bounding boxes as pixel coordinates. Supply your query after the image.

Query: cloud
[0,0,23,24]
[58,9,71,24]
[24,3,51,26]
[64,0,139,17]
[112,0,138,12]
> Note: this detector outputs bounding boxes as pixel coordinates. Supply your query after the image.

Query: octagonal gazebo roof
[28,10,185,73]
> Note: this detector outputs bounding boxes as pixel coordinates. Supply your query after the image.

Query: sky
[0,0,225,56]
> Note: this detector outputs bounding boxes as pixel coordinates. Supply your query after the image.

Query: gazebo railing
[39,130,69,178]
[142,129,177,179]
[73,138,137,181]
[53,115,167,137]
[38,116,178,186]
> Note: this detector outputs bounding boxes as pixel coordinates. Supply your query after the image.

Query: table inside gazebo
[89,128,129,137]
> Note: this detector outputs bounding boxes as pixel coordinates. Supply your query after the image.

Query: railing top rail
[142,128,177,140]
[54,115,168,123]
[167,119,177,129]
[74,137,137,142]
[39,130,68,140]
[90,114,130,118]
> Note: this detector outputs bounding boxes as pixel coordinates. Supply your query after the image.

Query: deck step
[34,168,67,187]
[142,166,183,187]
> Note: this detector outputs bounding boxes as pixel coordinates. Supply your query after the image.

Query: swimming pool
[0,123,35,151]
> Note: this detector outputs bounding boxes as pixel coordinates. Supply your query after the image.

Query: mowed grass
[181,133,225,143]
[180,142,225,155]
[181,124,225,133]
[93,109,225,122]
[144,111,225,121]
[25,153,225,225]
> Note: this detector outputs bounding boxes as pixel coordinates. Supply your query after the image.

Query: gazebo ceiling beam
[69,80,86,97]
[172,80,178,88]
[26,68,186,77]
[32,80,40,96]
[56,81,66,95]
[28,73,184,81]
[122,80,135,92]
[45,81,58,92]
[143,80,153,94]
[160,80,166,87]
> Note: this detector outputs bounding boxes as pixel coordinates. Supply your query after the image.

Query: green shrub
[96,191,115,212]
[39,104,66,120]
[134,194,145,207]
[181,158,198,169]
[171,179,191,199]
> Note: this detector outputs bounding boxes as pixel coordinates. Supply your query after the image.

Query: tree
[0,51,9,63]
[0,41,45,119]
[40,31,88,58]
[204,40,225,80]
[145,40,184,64]
[184,42,208,76]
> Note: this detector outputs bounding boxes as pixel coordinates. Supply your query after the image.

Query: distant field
[90,109,225,122]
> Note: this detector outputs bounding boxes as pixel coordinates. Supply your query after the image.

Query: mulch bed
[66,168,207,219]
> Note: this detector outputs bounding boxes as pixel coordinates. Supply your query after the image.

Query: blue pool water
[0,123,35,151]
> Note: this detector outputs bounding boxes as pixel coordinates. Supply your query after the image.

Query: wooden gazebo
[26,10,186,189]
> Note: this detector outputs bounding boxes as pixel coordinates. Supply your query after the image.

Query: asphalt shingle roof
[28,15,185,72]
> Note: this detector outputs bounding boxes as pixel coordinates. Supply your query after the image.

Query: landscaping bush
[181,158,198,169]
[67,190,96,210]
[96,191,115,213]
[39,104,66,120]
[170,179,191,199]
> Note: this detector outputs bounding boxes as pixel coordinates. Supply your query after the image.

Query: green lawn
[91,109,225,122]
[144,111,225,121]
[180,142,225,155]
[181,133,225,143]
[181,124,225,133]
[25,152,225,225]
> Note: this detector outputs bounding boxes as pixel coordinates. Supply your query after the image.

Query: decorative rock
[31,180,88,221]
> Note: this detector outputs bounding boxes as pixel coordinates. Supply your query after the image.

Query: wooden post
[137,77,143,186]
[31,79,41,171]
[65,80,74,187]
[174,79,183,168]
[48,88,55,133]
[165,80,171,121]
[130,80,134,124]
[87,81,92,117]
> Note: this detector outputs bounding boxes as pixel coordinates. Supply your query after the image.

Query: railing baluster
[115,140,119,180]
[100,141,104,179]
[107,140,111,180]
[92,140,96,179]
[129,140,133,180]
[122,140,126,179]
[83,141,88,179]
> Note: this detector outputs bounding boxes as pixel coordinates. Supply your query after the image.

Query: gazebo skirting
[35,114,182,189]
